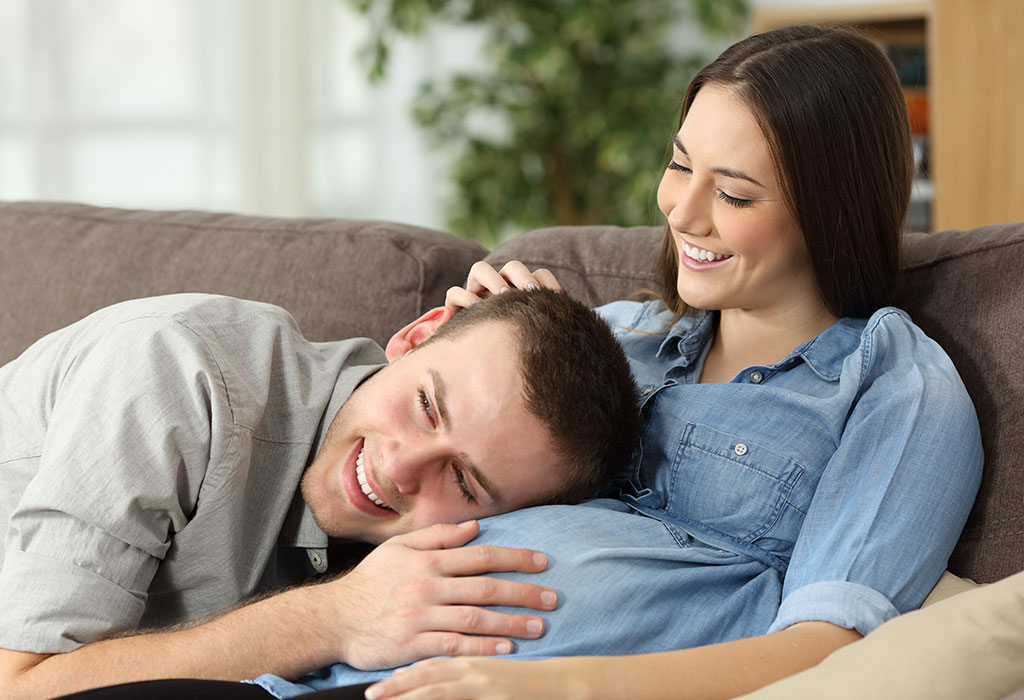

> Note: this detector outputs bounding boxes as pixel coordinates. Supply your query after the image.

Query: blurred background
[1,0,1021,246]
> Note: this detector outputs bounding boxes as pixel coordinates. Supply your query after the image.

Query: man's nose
[379,441,443,495]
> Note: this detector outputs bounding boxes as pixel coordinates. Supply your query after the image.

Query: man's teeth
[684,243,731,263]
[355,449,389,509]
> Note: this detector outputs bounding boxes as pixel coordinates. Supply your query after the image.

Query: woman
[353,23,982,700]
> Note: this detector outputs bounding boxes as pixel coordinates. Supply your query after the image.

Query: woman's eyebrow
[673,136,766,188]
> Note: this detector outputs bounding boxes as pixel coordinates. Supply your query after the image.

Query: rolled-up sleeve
[0,317,227,652]
[769,312,983,636]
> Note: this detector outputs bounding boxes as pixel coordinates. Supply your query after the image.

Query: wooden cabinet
[752,1,1024,231]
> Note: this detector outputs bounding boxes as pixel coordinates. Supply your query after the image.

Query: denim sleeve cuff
[767,580,899,636]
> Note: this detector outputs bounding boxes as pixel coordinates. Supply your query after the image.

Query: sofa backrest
[0,201,486,365]
[2,200,1020,584]
[489,222,1024,584]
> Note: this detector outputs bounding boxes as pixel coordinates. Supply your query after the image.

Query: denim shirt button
[750,371,764,384]
[733,443,749,456]
[641,385,654,396]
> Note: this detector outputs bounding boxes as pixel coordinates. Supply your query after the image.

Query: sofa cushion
[485,225,663,307]
[0,201,487,364]
[735,569,1024,700]
[896,223,1024,583]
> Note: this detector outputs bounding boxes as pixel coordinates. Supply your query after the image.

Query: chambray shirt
[261,300,983,697]
[0,294,386,653]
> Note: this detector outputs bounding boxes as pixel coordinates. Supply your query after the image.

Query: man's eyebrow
[429,369,502,504]
[672,136,766,188]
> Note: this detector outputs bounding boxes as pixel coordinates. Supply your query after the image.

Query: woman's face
[657,84,822,318]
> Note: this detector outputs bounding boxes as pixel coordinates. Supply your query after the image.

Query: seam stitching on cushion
[901,237,1024,272]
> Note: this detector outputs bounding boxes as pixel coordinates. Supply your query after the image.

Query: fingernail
[496,641,513,654]
[532,552,547,567]
[457,520,475,528]
[365,685,383,700]
[541,590,557,607]
[526,283,539,290]
[393,666,410,675]
[499,286,511,294]
[526,618,543,634]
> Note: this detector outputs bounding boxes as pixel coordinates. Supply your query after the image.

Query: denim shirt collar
[656,309,866,382]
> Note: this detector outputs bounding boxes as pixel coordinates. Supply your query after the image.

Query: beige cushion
[737,570,1024,699]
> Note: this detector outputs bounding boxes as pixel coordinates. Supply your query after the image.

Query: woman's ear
[384,306,456,362]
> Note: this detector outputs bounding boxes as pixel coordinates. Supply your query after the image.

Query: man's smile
[342,439,399,518]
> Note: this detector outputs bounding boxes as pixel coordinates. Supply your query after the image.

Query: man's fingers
[438,576,558,611]
[431,543,548,577]
[411,632,517,661]
[421,605,547,641]
[390,521,481,552]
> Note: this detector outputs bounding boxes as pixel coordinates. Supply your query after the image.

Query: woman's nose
[662,174,711,237]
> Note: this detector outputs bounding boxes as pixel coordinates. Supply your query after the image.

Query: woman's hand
[445,261,562,311]
[364,656,580,700]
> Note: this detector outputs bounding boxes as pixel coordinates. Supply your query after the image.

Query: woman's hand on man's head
[445,261,562,312]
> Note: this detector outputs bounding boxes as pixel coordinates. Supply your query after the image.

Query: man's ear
[384,306,455,362]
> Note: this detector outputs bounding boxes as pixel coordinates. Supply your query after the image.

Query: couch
[1,200,1022,697]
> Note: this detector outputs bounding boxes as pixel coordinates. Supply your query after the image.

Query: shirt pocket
[664,423,805,544]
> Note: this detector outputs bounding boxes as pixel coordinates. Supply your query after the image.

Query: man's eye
[418,389,435,426]
[451,464,475,503]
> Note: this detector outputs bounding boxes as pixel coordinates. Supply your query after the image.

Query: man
[0,288,640,699]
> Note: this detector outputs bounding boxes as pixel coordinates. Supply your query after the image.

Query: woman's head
[657,25,913,319]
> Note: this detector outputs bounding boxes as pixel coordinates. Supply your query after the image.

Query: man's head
[301,288,640,544]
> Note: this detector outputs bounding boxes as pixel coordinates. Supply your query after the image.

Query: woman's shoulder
[850,306,970,395]
[596,299,703,338]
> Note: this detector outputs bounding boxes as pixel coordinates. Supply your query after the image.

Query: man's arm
[0,522,558,700]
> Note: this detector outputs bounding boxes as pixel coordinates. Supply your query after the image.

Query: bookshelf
[752,0,1024,232]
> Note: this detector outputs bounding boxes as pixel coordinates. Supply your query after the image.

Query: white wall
[0,0,485,231]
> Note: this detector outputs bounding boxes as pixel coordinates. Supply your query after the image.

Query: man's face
[301,320,570,544]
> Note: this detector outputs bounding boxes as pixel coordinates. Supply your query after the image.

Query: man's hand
[331,520,558,670]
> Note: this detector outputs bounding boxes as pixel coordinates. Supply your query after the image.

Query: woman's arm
[364,621,861,700]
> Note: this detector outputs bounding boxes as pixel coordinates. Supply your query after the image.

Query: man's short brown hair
[425,289,641,504]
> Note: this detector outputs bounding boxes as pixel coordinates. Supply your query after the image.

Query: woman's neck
[699,302,839,384]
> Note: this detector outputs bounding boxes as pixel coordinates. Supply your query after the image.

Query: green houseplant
[348,0,747,246]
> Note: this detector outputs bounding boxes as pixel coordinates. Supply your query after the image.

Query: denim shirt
[252,301,983,698]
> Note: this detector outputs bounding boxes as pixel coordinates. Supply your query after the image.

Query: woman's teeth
[684,243,731,263]
[355,449,390,509]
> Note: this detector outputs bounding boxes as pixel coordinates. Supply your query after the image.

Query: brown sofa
[2,201,1022,695]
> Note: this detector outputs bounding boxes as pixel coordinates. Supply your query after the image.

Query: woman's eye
[451,464,475,503]
[418,389,435,426]
[667,161,692,175]
[718,191,753,209]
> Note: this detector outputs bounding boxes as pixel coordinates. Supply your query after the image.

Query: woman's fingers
[465,261,511,296]
[446,260,565,312]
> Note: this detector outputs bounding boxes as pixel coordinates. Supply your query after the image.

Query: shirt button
[310,552,323,567]
[734,443,749,456]
[641,385,654,396]
[750,371,764,384]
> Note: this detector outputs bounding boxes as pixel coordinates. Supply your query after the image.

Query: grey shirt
[0,294,385,653]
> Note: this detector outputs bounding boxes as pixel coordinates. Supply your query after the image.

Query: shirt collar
[654,310,864,382]
[656,310,716,367]
[784,316,865,381]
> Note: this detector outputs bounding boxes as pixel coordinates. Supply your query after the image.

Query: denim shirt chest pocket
[655,423,806,545]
